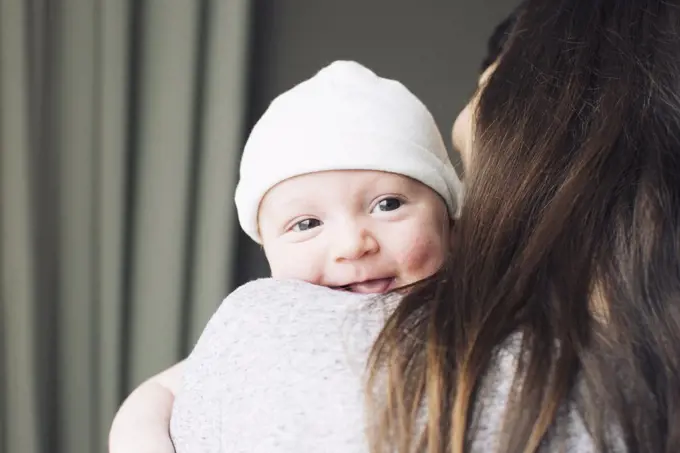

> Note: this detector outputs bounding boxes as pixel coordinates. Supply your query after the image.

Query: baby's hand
[109,427,175,453]
[109,361,184,453]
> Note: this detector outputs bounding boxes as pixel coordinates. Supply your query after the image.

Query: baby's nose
[332,224,379,262]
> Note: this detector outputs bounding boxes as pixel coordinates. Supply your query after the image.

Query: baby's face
[258,170,451,293]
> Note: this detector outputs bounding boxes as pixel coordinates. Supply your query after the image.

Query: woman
[111,0,680,451]
[367,0,680,451]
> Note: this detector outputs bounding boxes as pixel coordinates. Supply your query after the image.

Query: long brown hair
[366,1,680,452]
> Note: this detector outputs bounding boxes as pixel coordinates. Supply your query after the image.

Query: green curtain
[0,1,251,452]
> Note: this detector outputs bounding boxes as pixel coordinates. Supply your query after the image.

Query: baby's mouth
[336,277,395,294]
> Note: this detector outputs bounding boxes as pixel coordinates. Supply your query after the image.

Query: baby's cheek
[396,231,448,281]
[266,244,326,284]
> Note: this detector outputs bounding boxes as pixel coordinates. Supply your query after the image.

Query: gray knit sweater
[170,278,605,452]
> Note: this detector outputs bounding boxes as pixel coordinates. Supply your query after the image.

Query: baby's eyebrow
[265,198,320,224]
[273,197,316,212]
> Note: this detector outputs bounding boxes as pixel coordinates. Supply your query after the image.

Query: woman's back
[170,279,612,452]
[367,1,680,452]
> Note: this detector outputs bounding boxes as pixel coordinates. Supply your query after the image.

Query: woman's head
[451,64,495,169]
[452,9,518,167]
[368,1,680,452]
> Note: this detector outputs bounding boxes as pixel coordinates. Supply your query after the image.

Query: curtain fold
[56,2,99,452]
[0,1,252,452]
[126,0,203,392]
[185,0,250,348]
[96,0,131,448]
[1,2,40,453]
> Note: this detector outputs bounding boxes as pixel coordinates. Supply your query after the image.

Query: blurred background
[0,0,518,452]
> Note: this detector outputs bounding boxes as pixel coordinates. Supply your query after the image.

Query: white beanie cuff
[235,130,462,243]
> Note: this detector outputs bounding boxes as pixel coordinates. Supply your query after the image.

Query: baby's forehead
[263,170,420,205]
[257,169,441,221]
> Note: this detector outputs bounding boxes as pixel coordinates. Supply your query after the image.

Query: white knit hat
[234,60,463,243]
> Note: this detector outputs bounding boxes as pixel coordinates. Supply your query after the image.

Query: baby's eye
[373,197,402,213]
[291,218,322,232]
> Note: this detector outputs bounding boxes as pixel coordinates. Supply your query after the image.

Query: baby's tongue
[348,278,393,294]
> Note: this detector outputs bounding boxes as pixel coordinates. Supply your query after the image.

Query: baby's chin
[331,277,396,294]
[270,271,434,295]
[337,270,441,295]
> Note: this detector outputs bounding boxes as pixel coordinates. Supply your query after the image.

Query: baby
[236,60,462,292]
[108,60,462,453]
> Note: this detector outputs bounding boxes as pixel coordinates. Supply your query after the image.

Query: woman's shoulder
[172,278,392,452]
[209,277,389,331]
[470,334,613,452]
[225,277,370,310]
[187,278,392,373]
